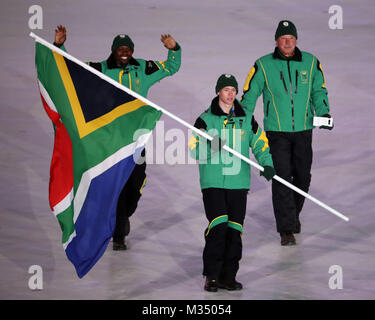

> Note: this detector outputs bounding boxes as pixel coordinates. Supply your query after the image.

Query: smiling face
[114,45,133,66]
[276,34,297,57]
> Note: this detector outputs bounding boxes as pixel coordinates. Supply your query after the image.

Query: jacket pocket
[280,71,288,93]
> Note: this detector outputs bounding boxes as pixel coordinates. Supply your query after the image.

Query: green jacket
[59,43,181,98]
[87,43,181,98]
[241,47,330,132]
[189,97,273,190]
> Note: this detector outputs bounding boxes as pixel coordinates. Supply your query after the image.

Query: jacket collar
[273,46,302,61]
[106,53,140,69]
[209,96,246,117]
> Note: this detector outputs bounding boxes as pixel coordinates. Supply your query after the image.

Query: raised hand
[54,25,66,46]
[160,34,176,50]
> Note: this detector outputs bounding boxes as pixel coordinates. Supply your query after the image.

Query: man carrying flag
[53,25,181,251]
[33,25,179,277]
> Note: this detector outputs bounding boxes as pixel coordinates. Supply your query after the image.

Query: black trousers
[202,188,248,280]
[113,161,146,243]
[266,130,313,233]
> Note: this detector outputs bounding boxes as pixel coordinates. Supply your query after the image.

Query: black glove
[211,135,225,153]
[319,114,334,130]
[260,166,276,181]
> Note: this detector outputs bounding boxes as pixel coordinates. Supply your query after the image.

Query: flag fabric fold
[35,42,162,278]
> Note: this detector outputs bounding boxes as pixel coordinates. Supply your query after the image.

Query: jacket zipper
[128,73,132,89]
[223,116,236,149]
[266,101,270,117]
[287,61,295,131]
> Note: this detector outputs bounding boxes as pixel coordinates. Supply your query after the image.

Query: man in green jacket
[54,25,181,251]
[241,20,333,246]
[189,74,275,292]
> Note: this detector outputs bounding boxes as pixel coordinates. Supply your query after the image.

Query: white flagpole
[222,146,349,221]
[30,32,349,222]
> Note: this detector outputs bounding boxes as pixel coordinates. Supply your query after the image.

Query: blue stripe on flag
[66,147,144,278]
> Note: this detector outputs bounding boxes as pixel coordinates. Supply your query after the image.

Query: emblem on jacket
[300,70,308,84]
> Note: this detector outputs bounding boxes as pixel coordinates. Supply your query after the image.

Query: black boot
[280,232,296,246]
[113,217,130,251]
[204,277,218,292]
[113,240,127,251]
[218,278,243,291]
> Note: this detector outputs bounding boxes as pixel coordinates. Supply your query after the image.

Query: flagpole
[30,32,349,222]
[222,146,348,221]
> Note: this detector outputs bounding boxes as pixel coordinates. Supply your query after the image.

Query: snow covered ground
[0,0,374,299]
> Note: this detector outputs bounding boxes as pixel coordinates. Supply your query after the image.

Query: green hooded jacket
[241,47,330,132]
[189,97,273,190]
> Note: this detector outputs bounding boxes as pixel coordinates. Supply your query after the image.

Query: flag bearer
[54,25,181,250]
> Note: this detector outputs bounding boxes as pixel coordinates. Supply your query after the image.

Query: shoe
[280,232,296,246]
[294,219,301,234]
[204,278,218,292]
[113,240,127,251]
[218,279,243,291]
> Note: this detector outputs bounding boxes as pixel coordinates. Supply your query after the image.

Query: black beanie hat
[215,74,238,94]
[275,20,298,40]
[111,34,134,52]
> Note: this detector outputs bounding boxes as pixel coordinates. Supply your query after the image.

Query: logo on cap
[119,34,125,38]
[225,74,232,78]
[283,21,289,27]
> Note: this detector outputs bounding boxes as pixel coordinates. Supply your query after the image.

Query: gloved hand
[211,135,225,153]
[319,114,334,130]
[260,166,276,181]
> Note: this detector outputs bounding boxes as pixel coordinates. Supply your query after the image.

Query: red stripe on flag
[39,91,74,211]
